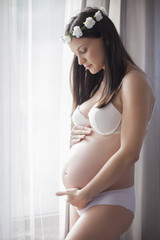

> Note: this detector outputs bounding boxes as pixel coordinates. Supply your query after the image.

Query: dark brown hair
[65,7,136,111]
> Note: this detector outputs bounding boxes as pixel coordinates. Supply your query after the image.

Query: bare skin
[56,37,155,239]
[68,205,133,240]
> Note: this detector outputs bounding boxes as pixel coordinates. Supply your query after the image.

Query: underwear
[72,102,122,135]
[76,186,135,216]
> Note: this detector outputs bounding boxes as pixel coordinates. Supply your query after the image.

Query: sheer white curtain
[0,0,69,239]
[58,1,86,239]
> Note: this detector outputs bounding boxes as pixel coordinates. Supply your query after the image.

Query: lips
[85,64,92,70]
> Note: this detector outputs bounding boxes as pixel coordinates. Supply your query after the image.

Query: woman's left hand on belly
[56,188,89,209]
[70,125,92,146]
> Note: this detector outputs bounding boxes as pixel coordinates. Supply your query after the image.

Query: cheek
[95,54,105,68]
[93,48,105,66]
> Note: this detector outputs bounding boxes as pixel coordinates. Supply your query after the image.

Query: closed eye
[74,48,87,57]
[80,48,87,54]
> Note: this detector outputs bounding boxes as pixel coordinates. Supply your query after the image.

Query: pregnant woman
[56,7,155,240]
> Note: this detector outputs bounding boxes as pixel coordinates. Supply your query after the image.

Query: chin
[89,68,102,74]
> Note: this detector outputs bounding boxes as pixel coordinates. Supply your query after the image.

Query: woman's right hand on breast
[70,125,92,146]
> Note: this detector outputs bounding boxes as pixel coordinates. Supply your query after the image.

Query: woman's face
[69,37,106,74]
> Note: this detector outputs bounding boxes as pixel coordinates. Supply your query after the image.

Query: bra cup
[72,106,90,126]
[72,103,122,135]
[88,103,122,135]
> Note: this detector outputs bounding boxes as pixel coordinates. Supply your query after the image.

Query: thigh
[66,205,134,240]
[69,204,80,229]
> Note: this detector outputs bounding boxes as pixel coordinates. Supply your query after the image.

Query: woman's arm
[82,71,155,202]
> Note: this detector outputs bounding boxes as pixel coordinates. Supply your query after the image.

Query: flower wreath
[62,7,108,43]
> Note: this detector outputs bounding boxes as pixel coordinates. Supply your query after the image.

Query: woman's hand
[56,188,89,209]
[71,125,92,146]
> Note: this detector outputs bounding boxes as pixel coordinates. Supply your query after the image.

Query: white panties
[76,186,135,216]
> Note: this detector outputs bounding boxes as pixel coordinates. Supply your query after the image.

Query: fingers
[71,125,92,136]
[70,125,92,146]
[70,134,86,146]
[56,188,78,197]
[71,137,84,145]
[56,191,67,196]
[72,134,86,139]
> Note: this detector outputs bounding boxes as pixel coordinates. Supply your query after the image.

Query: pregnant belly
[62,134,120,189]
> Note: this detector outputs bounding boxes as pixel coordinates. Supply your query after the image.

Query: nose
[77,54,86,65]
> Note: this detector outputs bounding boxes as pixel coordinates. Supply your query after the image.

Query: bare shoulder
[121,70,155,104]
[122,70,152,90]
[120,70,155,120]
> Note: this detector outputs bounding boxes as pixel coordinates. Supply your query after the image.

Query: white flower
[72,26,83,38]
[95,11,103,21]
[84,17,96,29]
[62,35,71,43]
[100,7,108,16]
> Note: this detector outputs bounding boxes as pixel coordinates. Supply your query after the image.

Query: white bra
[72,102,122,136]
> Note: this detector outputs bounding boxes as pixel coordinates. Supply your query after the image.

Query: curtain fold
[0,0,66,239]
[109,0,121,33]
[120,0,160,239]
[86,0,110,10]
[59,2,85,240]
[0,1,31,238]
[140,0,160,238]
